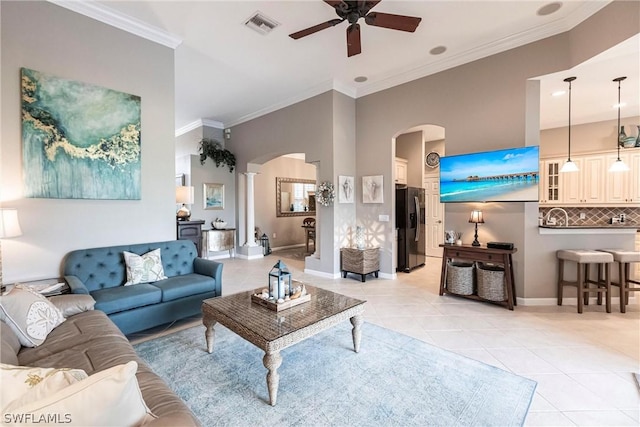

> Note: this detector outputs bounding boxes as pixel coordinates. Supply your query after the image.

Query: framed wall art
[338,175,354,203]
[21,68,141,199]
[203,183,224,210]
[362,175,384,203]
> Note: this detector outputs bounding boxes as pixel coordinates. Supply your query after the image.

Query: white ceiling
[54,0,637,134]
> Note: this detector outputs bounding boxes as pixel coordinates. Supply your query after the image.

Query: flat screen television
[439,146,539,202]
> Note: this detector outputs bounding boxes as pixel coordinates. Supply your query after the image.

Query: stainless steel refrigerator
[396,186,426,272]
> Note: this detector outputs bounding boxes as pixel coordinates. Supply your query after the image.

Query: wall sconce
[560,76,579,173]
[176,186,194,221]
[609,76,629,172]
[0,208,23,289]
[468,210,484,247]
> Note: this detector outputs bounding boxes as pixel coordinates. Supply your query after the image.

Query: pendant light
[560,76,579,173]
[609,76,629,172]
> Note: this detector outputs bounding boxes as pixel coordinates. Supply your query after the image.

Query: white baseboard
[271,244,305,251]
[378,272,395,280]
[235,253,264,260]
[517,296,638,306]
[304,268,341,279]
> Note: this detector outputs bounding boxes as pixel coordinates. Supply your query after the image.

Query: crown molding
[175,120,203,137]
[201,119,224,129]
[48,0,182,49]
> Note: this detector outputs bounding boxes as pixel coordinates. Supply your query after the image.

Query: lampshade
[0,209,23,239]
[468,210,484,224]
[609,76,629,173]
[560,76,579,173]
[176,186,194,204]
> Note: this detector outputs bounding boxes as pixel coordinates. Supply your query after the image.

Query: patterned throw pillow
[4,361,156,426]
[0,286,65,347]
[123,248,167,286]
[0,363,87,412]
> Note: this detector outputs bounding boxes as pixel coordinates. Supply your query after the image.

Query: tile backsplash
[539,207,640,226]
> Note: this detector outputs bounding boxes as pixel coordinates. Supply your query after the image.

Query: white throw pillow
[4,361,156,426]
[0,363,87,412]
[123,248,167,286]
[0,285,65,347]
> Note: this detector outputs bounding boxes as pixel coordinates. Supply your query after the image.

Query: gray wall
[1,1,176,282]
[355,0,639,298]
[231,91,356,275]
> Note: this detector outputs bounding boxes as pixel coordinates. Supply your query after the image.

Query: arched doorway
[393,124,445,271]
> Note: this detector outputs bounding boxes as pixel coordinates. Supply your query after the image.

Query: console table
[341,247,380,282]
[206,228,236,258]
[176,220,205,257]
[438,244,517,310]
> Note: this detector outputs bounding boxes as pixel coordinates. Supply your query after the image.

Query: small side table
[341,247,380,282]
[206,228,236,258]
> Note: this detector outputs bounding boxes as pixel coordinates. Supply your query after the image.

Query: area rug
[271,246,308,262]
[134,322,536,426]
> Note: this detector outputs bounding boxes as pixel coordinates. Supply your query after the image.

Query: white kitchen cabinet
[539,158,562,205]
[541,148,638,206]
[563,155,605,204]
[395,157,408,185]
[605,151,640,205]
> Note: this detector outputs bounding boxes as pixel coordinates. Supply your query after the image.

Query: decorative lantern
[260,233,271,256]
[268,260,292,301]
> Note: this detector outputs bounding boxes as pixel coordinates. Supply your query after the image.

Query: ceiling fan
[289,0,422,57]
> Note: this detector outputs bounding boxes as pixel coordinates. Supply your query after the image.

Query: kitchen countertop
[539,224,638,234]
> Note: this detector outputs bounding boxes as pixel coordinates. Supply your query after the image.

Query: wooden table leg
[350,315,363,353]
[439,252,449,296]
[263,351,282,406]
[203,317,217,353]
[503,254,514,310]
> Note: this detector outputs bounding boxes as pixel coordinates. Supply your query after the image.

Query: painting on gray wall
[204,183,224,210]
[338,175,354,203]
[362,175,383,203]
[21,68,141,199]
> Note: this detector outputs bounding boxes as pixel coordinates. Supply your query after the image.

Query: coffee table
[201,284,365,406]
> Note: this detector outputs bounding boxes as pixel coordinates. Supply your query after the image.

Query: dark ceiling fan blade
[347,23,361,57]
[289,18,344,39]
[364,12,421,32]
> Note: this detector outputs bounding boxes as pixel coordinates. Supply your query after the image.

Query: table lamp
[0,208,23,290]
[469,210,484,247]
[176,186,194,221]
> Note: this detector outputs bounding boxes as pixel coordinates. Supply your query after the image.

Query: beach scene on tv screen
[440,146,539,202]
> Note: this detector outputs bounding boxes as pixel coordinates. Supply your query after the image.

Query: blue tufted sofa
[63,240,222,335]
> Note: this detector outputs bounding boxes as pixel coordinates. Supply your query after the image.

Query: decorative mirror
[276,177,316,217]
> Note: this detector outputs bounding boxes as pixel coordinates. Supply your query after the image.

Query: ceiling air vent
[244,12,279,35]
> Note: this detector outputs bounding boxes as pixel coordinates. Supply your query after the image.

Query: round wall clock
[425,152,440,168]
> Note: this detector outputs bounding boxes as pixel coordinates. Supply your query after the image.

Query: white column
[243,172,258,247]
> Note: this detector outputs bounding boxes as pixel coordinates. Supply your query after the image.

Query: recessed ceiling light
[354,76,368,83]
[429,46,447,55]
[552,90,566,97]
[537,2,562,16]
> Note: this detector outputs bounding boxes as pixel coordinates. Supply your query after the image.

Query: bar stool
[557,249,613,313]
[597,249,640,313]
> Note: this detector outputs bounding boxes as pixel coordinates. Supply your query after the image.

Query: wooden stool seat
[597,249,640,313]
[557,249,613,313]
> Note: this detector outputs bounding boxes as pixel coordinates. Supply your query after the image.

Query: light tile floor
[129,253,640,426]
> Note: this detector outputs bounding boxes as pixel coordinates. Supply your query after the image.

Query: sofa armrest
[193,258,222,296]
[64,275,90,295]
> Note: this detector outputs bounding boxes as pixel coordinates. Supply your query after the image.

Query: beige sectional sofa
[1,308,199,426]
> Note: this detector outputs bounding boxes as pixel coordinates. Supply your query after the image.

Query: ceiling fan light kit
[289,0,422,57]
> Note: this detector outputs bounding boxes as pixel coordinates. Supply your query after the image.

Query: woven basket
[446,262,475,295]
[477,263,506,301]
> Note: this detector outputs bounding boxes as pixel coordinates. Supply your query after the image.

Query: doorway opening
[394,124,445,272]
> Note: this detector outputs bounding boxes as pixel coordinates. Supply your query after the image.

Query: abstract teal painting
[21,68,141,199]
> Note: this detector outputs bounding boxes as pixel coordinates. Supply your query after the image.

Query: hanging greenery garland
[316,181,335,207]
